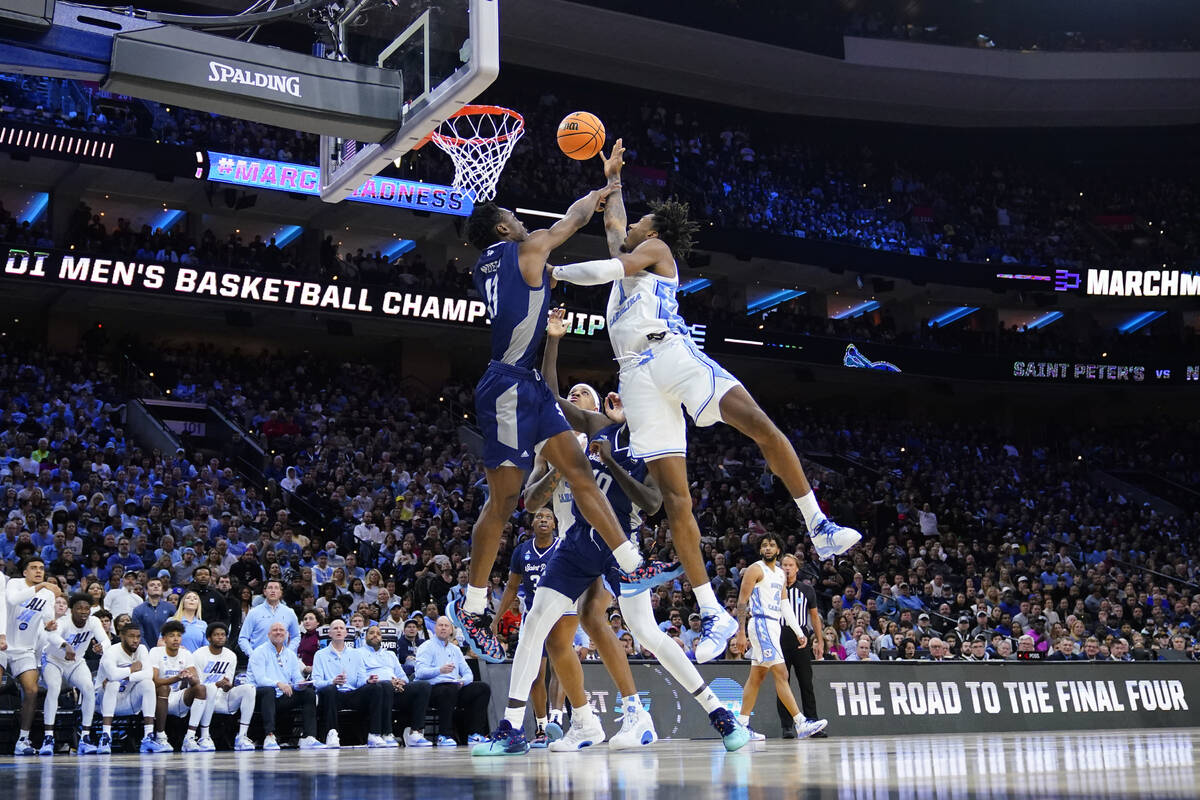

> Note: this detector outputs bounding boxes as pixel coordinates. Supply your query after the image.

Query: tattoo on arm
[523,469,561,512]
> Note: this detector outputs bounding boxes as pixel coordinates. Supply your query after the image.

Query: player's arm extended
[598,448,662,515]
[521,186,617,283]
[543,308,621,436]
[734,563,763,641]
[601,139,626,257]
[551,238,673,284]
[781,586,804,639]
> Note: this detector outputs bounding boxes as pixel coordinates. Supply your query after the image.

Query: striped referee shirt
[783,579,818,640]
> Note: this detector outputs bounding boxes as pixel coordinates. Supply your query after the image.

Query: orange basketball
[557,111,605,160]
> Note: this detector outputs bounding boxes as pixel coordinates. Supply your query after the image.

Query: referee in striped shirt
[777,553,827,737]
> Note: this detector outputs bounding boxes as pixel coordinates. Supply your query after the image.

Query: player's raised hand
[602,138,624,182]
[546,306,568,339]
[604,392,626,423]
[594,181,621,213]
[589,437,613,462]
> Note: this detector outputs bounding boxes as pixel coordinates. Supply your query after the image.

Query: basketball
[557,111,605,160]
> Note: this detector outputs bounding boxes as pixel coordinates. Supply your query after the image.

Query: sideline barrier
[479,660,1199,738]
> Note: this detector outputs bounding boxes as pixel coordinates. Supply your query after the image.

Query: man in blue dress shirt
[248,622,322,750]
[360,624,434,748]
[238,580,300,655]
[312,618,388,748]
[414,616,491,746]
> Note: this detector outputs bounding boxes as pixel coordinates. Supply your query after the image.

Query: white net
[429,105,524,203]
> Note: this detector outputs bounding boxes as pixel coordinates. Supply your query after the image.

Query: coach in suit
[777,554,827,738]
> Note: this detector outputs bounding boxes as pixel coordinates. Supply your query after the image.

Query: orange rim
[430,105,525,147]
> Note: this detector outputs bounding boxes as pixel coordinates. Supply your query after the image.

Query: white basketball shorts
[747,616,785,667]
[618,334,742,461]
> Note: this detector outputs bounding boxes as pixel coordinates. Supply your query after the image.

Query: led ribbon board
[206,151,472,216]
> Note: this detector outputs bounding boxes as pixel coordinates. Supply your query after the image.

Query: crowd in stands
[7,69,1200,276]
[2,339,1194,695]
[576,0,1200,53]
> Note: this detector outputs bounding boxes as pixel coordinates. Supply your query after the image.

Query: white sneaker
[609,706,658,750]
[325,730,340,749]
[197,736,217,752]
[693,609,739,663]
[156,732,170,746]
[382,734,399,748]
[795,718,828,739]
[367,734,388,748]
[182,735,203,753]
[263,734,280,751]
[234,734,257,751]
[747,728,766,742]
[549,712,606,752]
[403,729,433,748]
[810,518,862,560]
[299,736,325,750]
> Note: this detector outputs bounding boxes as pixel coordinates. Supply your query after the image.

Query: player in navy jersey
[455,179,675,663]
[491,507,569,747]
[473,311,749,757]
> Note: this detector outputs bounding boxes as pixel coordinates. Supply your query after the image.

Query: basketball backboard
[319,0,498,203]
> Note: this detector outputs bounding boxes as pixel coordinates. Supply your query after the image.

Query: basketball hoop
[425,105,524,204]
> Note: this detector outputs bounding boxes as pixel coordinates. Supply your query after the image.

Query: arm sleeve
[42,628,66,650]
[350,650,367,688]
[389,652,406,682]
[412,642,439,680]
[247,646,268,687]
[455,647,472,685]
[128,647,154,683]
[237,607,256,656]
[550,258,624,286]
[781,591,804,639]
[99,651,130,683]
[90,618,112,654]
[311,649,333,689]
[287,609,301,652]
[287,651,303,685]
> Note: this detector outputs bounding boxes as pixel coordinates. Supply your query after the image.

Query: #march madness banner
[481,661,1199,739]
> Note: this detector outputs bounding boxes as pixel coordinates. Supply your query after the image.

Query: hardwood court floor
[0,728,1196,799]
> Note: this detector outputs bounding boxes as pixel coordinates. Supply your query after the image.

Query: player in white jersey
[148,619,212,751]
[733,534,825,740]
[522,381,602,732]
[0,568,7,680]
[526,381,601,537]
[38,592,110,754]
[98,621,164,753]
[549,143,862,663]
[5,556,63,755]
[192,621,256,750]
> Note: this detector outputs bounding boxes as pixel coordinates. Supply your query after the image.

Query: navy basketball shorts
[538,521,624,603]
[475,360,572,471]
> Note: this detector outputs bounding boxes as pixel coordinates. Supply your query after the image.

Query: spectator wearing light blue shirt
[843,636,881,661]
[312,619,388,747]
[248,622,322,749]
[238,580,300,656]
[359,624,432,747]
[413,616,490,746]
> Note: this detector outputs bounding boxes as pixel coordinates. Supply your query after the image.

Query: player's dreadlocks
[648,199,701,264]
